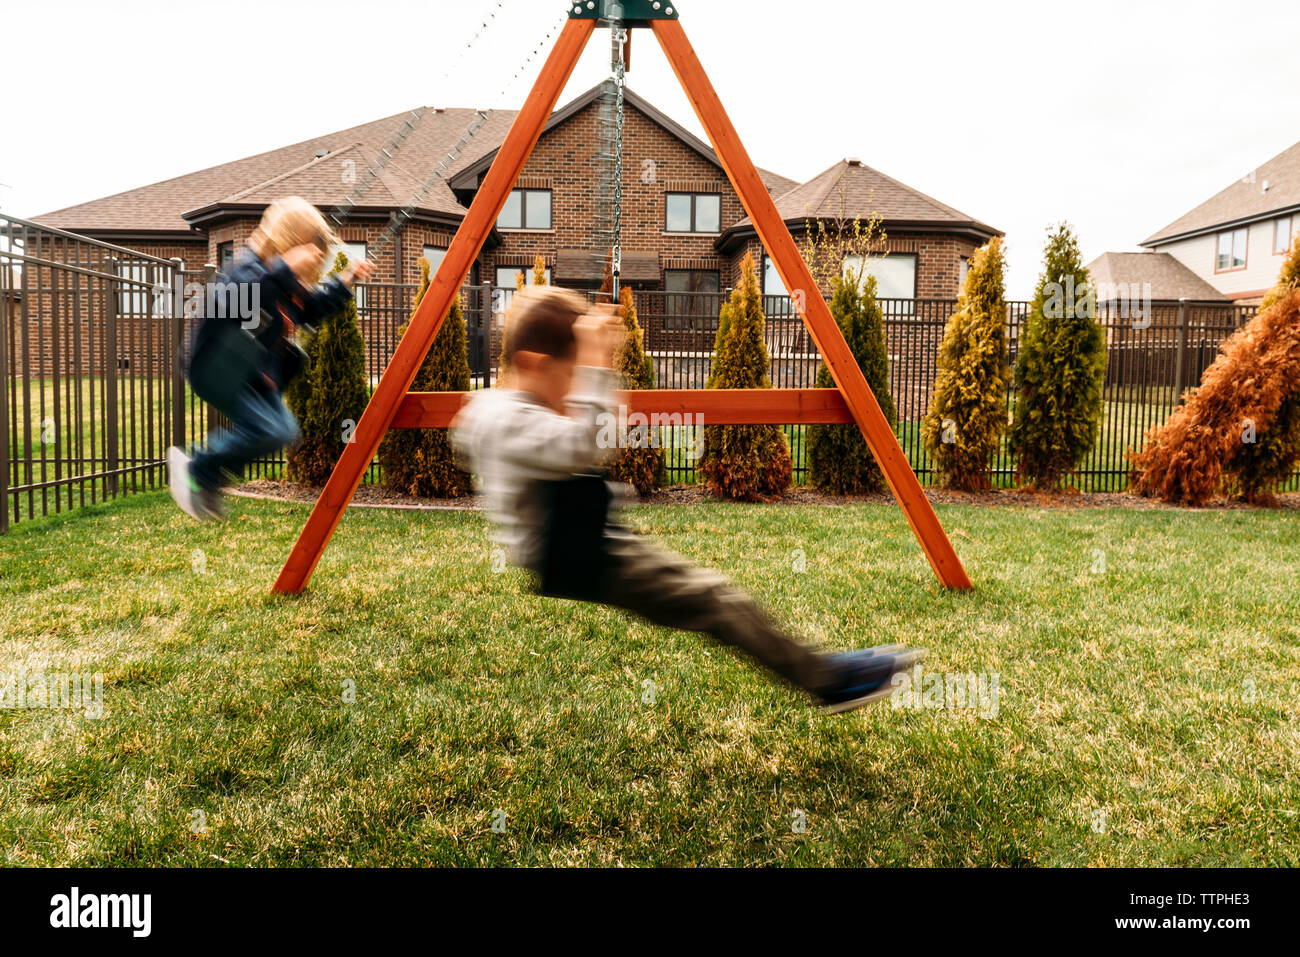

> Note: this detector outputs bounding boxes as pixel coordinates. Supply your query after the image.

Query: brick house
[31,82,1000,310]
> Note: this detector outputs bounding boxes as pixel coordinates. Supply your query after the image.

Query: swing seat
[188,316,269,417]
[535,475,613,601]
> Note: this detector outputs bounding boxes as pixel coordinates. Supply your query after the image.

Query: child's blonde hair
[248,196,340,281]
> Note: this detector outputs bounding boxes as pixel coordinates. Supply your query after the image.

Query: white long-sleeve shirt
[450,367,617,569]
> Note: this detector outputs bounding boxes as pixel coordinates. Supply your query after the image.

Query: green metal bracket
[567,0,680,25]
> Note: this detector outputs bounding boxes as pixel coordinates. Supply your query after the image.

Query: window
[322,241,367,276]
[843,253,918,301]
[495,265,551,287]
[321,240,366,306]
[761,255,796,319]
[1275,216,1294,256]
[762,255,789,297]
[115,261,165,316]
[1216,228,1247,271]
[665,192,722,233]
[958,256,970,290]
[422,245,447,278]
[664,268,720,324]
[493,264,553,313]
[497,189,552,230]
[217,241,234,271]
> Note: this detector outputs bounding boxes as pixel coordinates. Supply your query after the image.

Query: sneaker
[167,446,206,521]
[197,486,226,521]
[815,646,926,714]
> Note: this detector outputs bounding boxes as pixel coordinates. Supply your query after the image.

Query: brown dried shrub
[1128,289,1300,505]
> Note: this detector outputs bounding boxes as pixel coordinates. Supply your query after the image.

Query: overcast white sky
[4,0,1297,297]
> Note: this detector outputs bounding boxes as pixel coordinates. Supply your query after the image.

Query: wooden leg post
[272,17,596,594]
[651,19,971,589]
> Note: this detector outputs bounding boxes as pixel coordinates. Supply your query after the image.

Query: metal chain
[365,7,569,259]
[611,20,627,299]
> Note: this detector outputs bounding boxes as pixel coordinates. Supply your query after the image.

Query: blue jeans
[190,385,300,490]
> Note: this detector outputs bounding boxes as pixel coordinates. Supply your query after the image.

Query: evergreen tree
[1008,223,1106,488]
[700,253,792,501]
[607,286,664,495]
[921,238,1010,490]
[286,251,369,486]
[807,269,896,493]
[379,256,473,497]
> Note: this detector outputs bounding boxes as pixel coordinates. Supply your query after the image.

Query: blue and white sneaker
[167,446,207,521]
[815,646,925,714]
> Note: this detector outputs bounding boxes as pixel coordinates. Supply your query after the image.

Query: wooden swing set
[272,0,972,594]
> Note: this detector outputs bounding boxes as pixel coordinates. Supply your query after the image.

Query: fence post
[105,257,119,497]
[1172,297,1189,403]
[169,258,186,450]
[0,259,9,534]
[481,281,493,386]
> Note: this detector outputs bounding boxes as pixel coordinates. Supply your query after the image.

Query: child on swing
[451,286,922,713]
[169,197,373,519]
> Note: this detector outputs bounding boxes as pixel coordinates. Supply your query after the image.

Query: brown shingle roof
[32,84,801,237]
[1141,140,1300,246]
[721,158,1000,247]
[30,106,518,233]
[1086,251,1226,301]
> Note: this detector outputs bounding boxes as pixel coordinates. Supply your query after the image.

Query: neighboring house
[1138,140,1299,303]
[30,83,999,310]
[1086,251,1227,303]
[721,157,1000,304]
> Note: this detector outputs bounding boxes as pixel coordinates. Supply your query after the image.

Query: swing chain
[322,1,562,264]
[611,20,627,299]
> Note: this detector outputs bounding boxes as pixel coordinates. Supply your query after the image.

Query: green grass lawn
[1,491,1297,866]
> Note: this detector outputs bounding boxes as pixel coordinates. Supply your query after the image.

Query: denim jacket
[196,244,354,391]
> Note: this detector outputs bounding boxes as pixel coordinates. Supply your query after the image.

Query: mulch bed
[232,479,1300,512]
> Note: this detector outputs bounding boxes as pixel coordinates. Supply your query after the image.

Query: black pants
[550,527,833,695]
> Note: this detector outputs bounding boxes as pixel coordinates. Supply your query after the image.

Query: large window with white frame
[322,240,367,306]
[422,245,447,279]
[1275,216,1294,256]
[1215,228,1248,272]
[843,253,918,302]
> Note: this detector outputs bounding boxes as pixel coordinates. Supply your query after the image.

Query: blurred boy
[168,197,373,519]
[451,287,922,713]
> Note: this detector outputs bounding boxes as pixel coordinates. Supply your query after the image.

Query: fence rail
[2,213,1289,532]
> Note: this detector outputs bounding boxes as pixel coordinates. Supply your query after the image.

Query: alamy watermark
[890,664,1000,719]
[1043,276,1153,329]
[596,404,705,460]
[145,276,262,329]
[0,666,104,718]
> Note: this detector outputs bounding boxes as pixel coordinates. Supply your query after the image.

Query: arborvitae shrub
[286,251,369,486]
[605,285,664,496]
[1008,223,1107,488]
[379,256,473,497]
[921,238,1010,490]
[807,270,896,493]
[699,253,792,501]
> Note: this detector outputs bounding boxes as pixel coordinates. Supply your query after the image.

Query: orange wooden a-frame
[272,5,972,594]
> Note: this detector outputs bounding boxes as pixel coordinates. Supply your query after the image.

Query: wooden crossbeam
[391,388,855,429]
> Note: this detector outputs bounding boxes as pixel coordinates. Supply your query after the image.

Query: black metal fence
[2,212,1289,533]
[1,215,212,532]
